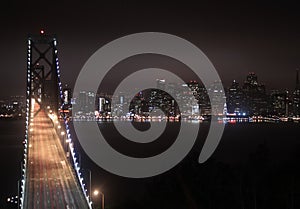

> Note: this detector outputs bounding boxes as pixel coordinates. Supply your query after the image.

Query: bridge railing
[52,38,93,208]
[19,98,30,209]
[20,38,33,209]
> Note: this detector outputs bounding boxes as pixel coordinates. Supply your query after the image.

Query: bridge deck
[24,106,89,209]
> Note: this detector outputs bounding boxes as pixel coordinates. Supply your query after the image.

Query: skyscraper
[226,80,247,115]
[156,79,166,90]
[78,91,87,112]
[270,90,288,116]
[242,72,268,116]
[293,69,300,116]
[63,88,72,105]
[87,91,95,113]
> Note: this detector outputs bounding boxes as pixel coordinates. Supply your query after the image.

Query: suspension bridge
[20,32,92,209]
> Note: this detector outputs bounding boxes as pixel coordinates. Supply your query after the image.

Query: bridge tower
[26,31,63,115]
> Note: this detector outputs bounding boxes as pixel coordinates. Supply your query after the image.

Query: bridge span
[23,102,90,209]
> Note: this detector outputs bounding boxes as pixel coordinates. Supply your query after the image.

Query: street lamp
[65,138,70,155]
[93,189,104,209]
[93,190,99,196]
[85,169,105,209]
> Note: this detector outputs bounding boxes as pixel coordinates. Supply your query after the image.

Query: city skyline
[69,70,299,118]
[3,70,299,120]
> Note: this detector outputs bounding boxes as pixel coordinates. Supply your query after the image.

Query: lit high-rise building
[270,90,289,116]
[293,69,300,116]
[242,72,268,116]
[156,79,166,90]
[226,80,247,115]
[78,91,87,112]
[63,88,72,105]
[87,91,95,112]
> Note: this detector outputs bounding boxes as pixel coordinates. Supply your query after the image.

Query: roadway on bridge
[24,104,89,209]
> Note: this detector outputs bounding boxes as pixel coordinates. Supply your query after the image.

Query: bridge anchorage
[20,31,92,209]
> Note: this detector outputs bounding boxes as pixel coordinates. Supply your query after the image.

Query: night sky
[1,1,300,97]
